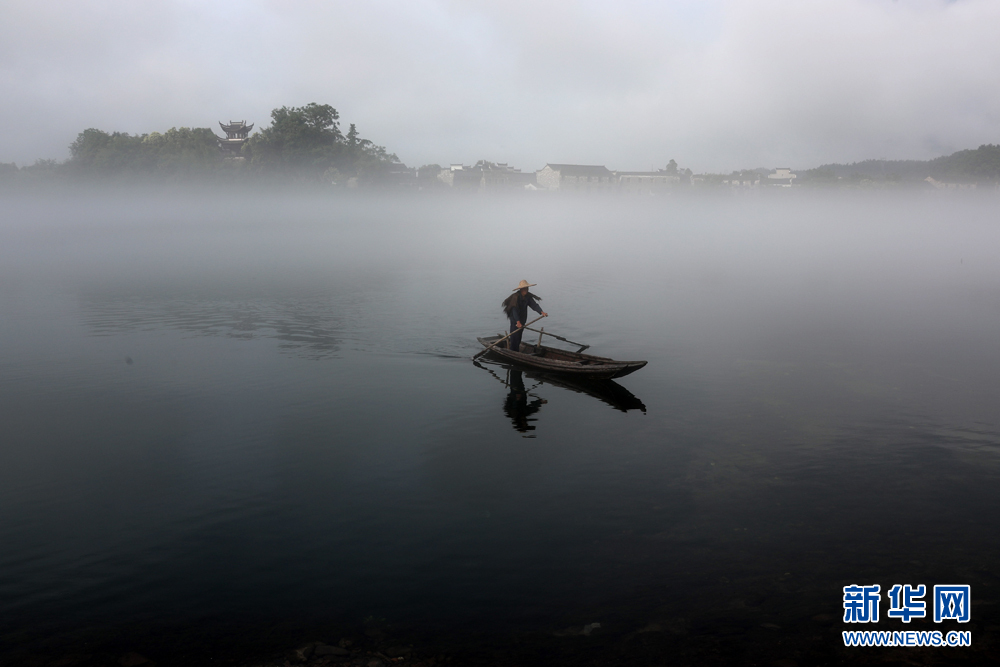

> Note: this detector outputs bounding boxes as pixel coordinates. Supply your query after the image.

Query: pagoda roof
[219,121,253,132]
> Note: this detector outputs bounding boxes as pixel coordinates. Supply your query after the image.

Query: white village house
[767,168,797,187]
[536,164,616,192]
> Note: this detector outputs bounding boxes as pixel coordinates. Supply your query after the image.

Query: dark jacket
[502,291,543,325]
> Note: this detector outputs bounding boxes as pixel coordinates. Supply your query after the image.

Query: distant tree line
[2,115,997,190]
[0,102,399,186]
[67,127,223,178]
[799,144,1000,187]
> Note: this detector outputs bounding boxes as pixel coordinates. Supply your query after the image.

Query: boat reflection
[504,369,547,434]
[474,359,646,435]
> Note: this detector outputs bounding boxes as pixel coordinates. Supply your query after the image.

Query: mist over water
[3,189,1000,664]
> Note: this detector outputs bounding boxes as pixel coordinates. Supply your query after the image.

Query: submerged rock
[553,622,601,637]
[314,644,350,656]
[118,653,150,667]
[291,642,320,663]
[383,645,412,658]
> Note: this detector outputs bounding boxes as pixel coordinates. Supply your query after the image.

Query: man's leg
[508,323,523,352]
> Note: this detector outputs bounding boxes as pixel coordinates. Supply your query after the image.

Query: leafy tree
[930,144,1000,181]
[66,126,220,178]
[799,166,838,186]
[417,164,441,178]
[801,145,1000,186]
[142,127,219,172]
[69,128,114,166]
[247,103,345,174]
[246,104,398,181]
[18,159,59,182]
[349,131,399,182]
[54,102,399,185]
[0,162,18,186]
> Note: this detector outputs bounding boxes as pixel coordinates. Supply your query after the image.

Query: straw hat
[513,280,536,291]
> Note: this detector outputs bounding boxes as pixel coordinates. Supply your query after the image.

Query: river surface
[2,191,1000,664]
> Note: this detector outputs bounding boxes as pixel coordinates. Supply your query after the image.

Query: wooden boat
[476,334,647,380]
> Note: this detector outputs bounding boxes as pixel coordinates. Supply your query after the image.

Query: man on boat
[502,280,548,352]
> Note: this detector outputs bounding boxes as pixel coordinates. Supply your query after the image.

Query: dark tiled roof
[219,121,253,132]
[542,163,612,176]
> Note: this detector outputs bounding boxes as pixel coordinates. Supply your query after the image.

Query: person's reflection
[504,369,546,433]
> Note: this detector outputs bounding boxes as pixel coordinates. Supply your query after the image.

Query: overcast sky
[2,0,998,172]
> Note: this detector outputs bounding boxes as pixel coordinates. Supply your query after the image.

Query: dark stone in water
[314,644,351,656]
[383,645,412,658]
[552,622,601,637]
[49,656,88,667]
[291,643,318,662]
[118,653,150,667]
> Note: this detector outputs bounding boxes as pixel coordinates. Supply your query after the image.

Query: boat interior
[493,336,610,365]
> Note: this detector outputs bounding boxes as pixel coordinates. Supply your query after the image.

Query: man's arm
[527,296,548,318]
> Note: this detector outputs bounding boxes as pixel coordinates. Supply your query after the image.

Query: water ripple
[83,297,346,359]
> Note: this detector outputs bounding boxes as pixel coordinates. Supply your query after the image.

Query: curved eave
[219,122,254,132]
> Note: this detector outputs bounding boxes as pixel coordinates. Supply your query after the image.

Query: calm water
[3,191,1000,664]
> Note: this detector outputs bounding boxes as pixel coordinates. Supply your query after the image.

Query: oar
[473,314,547,360]
[521,326,589,353]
